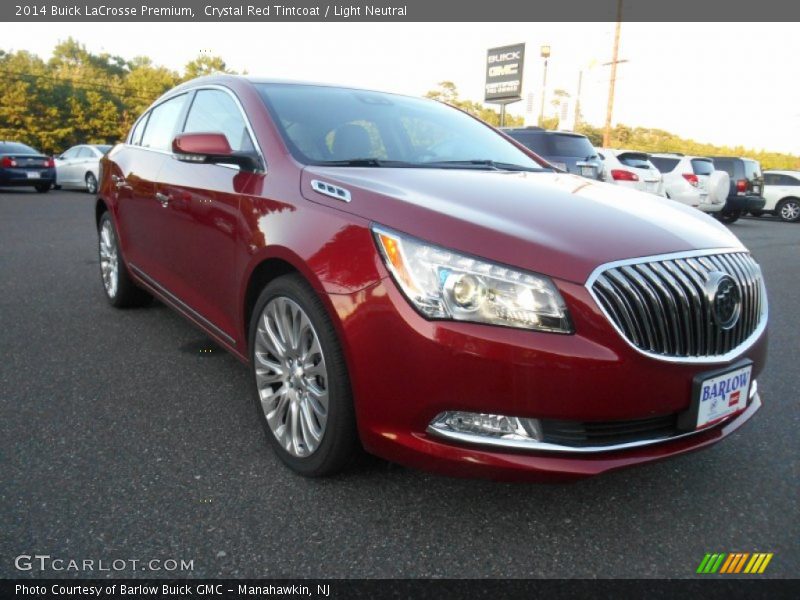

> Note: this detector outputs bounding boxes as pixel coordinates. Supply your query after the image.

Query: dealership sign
[485,43,525,103]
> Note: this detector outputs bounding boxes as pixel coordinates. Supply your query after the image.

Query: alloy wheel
[779,200,800,222]
[99,219,119,298]
[86,173,98,194]
[253,296,329,457]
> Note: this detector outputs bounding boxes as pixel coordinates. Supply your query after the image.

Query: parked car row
[0,141,111,194]
[502,126,799,224]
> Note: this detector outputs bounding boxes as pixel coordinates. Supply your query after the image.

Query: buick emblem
[705,272,741,330]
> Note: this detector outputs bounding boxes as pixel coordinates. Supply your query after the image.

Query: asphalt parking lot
[1,188,798,579]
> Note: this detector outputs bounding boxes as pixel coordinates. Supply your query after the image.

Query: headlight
[372,226,572,333]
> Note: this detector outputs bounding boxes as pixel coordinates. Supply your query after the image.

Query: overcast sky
[3,22,799,154]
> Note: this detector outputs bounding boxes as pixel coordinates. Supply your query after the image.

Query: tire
[35,183,51,193]
[249,274,358,477]
[85,172,98,194]
[777,198,800,223]
[749,210,763,217]
[717,209,741,224]
[97,211,151,308]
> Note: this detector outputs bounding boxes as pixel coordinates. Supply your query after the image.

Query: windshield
[256,83,544,170]
[509,131,596,158]
[0,142,39,154]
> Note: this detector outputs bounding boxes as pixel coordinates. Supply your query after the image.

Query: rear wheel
[35,183,51,193]
[777,198,800,223]
[717,209,741,224]
[249,274,358,477]
[749,210,763,217]
[98,212,151,308]
[85,172,98,194]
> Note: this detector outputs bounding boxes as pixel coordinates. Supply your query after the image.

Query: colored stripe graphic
[719,554,736,573]
[700,552,774,574]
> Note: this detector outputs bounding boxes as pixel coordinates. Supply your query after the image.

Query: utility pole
[603,0,623,147]
[538,45,551,127]
[574,69,583,129]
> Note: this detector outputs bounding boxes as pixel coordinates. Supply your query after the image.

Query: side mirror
[172,132,261,172]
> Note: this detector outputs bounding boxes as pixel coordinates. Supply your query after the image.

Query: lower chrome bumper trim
[426,386,760,455]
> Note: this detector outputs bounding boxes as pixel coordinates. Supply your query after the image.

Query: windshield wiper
[316,158,416,167]
[420,159,546,172]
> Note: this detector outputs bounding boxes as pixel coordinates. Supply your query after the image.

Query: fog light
[430,411,543,442]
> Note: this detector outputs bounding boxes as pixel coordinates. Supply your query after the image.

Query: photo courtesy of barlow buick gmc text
[0,0,798,597]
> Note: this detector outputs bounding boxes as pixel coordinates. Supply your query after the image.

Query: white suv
[649,154,729,213]
[761,170,800,222]
[597,149,665,196]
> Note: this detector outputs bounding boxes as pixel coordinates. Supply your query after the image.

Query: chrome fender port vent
[311,180,351,202]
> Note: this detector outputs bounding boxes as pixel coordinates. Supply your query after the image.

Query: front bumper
[331,276,767,481]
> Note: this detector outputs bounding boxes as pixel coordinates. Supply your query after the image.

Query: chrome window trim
[123,84,266,172]
[585,247,768,364]
[426,385,759,454]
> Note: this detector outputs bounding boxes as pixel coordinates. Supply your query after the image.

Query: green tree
[424,81,524,127]
[183,54,235,80]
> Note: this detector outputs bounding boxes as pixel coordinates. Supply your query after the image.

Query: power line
[0,69,167,103]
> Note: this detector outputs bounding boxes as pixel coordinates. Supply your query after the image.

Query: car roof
[651,153,711,161]
[169,73,419,99]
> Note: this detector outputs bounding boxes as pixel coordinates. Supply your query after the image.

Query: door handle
[111,175,131,190]
[155,192,171,207]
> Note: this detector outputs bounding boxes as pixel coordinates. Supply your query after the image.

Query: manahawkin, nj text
[17,4,408,19]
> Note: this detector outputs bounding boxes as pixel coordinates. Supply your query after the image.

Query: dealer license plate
[695,363,752,429]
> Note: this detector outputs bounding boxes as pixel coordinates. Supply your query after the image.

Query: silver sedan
[55,144,111,193]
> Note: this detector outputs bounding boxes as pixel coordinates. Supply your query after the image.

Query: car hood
[300,167,745,283]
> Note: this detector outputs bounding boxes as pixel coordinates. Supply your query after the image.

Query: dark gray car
[502,127,602,180]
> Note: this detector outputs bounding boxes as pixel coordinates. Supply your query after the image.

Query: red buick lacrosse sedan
[96,75,768,480]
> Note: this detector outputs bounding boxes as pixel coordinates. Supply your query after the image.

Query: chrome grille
[589,251,766,359]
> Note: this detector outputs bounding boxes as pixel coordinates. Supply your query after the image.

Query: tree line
[426,81,799,171]
[0,42,796,171]
[0,39,233,154]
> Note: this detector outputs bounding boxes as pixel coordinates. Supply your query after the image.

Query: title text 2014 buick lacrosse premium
[96,76,768,480]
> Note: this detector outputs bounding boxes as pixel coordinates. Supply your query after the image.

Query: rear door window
[140,94,187,151]
[691,159,714,176]
[650,157,680,173]
[779,174,800,186]
[183,89,255,153]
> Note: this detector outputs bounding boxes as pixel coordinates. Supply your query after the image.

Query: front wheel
[717,209,741,224]
[777,198,800,223]
[249,274,358,477]
[98,212,151,308]
[85,172,98,194]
